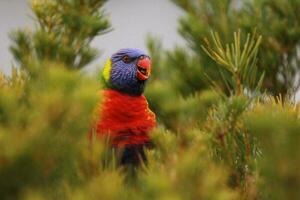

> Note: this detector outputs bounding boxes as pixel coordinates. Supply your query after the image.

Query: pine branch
[202,30,264,96]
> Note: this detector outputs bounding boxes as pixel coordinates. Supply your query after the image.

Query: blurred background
[0,0,184,73]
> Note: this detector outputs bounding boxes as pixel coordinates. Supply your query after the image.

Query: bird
[94,48,156,166]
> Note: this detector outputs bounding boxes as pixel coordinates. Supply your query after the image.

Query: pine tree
[172,0,300,98]
[10,0,111,72]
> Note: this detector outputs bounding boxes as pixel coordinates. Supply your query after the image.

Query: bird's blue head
[102,48,152,96]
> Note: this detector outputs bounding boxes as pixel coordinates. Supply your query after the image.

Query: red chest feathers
[96,89,156,147]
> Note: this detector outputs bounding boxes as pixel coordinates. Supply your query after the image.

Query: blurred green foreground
[0,0,299,200]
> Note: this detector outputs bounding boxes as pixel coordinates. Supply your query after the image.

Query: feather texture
[96,89,156,147]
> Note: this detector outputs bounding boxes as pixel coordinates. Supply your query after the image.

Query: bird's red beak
[136,57,151,81]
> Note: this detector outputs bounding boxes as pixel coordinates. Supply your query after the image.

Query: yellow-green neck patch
[102,59,112,83]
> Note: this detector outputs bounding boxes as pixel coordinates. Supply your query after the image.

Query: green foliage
[147,36,208,97]
[172,0,300,98]
[0,65,100,199]
[244,101,300,200]
[204,96,259,189]
[240,0,300,96]
[146,36,219,131]
[10,0,111,71]
[137,129,240,200]
[146,25,299,199]
[202,30,264,96]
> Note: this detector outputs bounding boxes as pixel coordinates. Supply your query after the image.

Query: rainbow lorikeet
[95,48,156,166]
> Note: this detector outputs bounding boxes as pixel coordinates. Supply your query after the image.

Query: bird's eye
[122,55,131,63]
[139,55,145,60]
